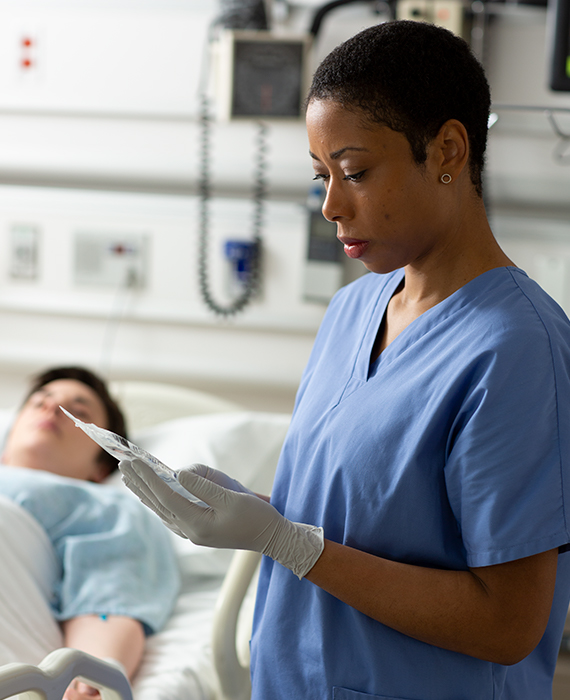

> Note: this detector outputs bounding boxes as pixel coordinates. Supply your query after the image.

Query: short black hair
[306,20,491,197]
[25,366,127,474]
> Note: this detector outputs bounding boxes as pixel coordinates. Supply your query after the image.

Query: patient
[0,366,179,699]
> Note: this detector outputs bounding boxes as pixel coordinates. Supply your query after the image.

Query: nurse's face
[306,99,450,275]
[2,379,110,482]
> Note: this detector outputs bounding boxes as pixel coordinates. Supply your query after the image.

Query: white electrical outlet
[10,223,39,280]
[74,232,148,289]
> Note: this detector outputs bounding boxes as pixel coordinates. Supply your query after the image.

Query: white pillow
[131,411,290,493]
[0,410,15,454]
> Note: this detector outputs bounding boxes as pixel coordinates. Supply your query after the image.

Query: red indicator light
[110,244,134,256]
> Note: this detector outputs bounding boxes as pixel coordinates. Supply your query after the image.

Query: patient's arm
[62,613,145,677]
[61,614,145,698]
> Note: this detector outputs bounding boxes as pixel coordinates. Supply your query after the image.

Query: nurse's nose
[321,178,353,223]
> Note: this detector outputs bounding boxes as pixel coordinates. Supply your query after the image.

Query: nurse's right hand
[120,459,324,580]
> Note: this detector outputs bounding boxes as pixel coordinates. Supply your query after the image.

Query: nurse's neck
[402,211,513,310]
[373,225,513,359]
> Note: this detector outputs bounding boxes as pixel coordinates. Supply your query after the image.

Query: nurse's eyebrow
[309,146,370,161]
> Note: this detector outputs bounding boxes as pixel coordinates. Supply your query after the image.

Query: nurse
[121,20,570,699]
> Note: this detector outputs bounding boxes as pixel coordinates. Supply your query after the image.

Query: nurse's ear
[432,119,470,183]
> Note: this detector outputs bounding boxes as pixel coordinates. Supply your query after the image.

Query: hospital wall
[0,0,568,413]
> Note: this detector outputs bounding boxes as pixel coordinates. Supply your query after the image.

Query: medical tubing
[99,271,137,379]
[197,94,266,317]
[309,0,395,37]
[310,0,361,36]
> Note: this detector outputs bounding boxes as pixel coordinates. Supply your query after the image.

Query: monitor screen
[231,38,307,118]
[549,0,570,91]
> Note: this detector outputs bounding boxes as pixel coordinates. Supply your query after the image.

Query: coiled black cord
[197,94,267,318]
[309,0,395,37]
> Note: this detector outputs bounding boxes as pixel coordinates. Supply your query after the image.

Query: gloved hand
[184,463,256,496]
[119,460,324,580]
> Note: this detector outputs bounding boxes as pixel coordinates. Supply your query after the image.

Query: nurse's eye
[343,170,366,182]
[312,173,330,183]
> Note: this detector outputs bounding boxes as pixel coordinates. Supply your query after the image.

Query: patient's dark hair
[25,366,127,474]
[306,20,491,197]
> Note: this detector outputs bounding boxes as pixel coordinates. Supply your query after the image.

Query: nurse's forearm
[305,539,558,665]
[62,614,145,679]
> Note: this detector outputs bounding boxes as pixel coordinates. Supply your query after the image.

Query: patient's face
[1,379,110,482]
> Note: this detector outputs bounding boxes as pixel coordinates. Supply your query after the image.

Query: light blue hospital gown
[250,266,570,700]
[0,466,179,634]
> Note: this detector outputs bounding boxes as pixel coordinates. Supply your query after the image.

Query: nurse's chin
[359,259,406,276]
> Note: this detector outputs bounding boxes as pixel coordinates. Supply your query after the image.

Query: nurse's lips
[338,236,369,259]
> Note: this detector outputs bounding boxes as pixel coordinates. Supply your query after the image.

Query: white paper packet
[60,406,203,503]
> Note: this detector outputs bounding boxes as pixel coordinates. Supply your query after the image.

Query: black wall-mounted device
[215,30,312,120]
[549,0,570,90]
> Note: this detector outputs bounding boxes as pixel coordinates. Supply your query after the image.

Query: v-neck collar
[364,269,405,378]
[334,266,524,406]
[362,266,524,381]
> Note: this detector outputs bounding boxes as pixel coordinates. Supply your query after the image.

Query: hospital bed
[0,381,290,700]
[2,381,570,700]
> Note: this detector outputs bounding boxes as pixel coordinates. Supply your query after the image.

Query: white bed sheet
[0,407,290,700]
[0,494,63,666]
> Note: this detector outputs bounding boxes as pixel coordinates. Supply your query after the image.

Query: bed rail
[212,550,261,700]
[0,648,132,700]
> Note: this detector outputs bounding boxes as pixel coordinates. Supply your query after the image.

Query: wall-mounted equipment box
[549,0,570,91]
[397,0,466,37]
[214,30,313,120]
[74,232,148,289]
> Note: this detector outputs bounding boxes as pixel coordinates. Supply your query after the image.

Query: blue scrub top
[250,267,570,700]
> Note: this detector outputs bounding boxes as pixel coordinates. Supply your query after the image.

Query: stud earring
[440,173,452,184]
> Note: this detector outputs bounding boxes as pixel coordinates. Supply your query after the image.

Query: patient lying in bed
[0,366,179,700]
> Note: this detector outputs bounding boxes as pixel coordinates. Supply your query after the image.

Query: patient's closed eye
[64,403,94,421]
[30,390,95,423]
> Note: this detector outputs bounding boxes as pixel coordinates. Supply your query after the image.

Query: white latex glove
[119,460,324,580]
[185,463,256,495]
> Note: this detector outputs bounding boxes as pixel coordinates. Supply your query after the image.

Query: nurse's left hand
[120,459,324,580]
